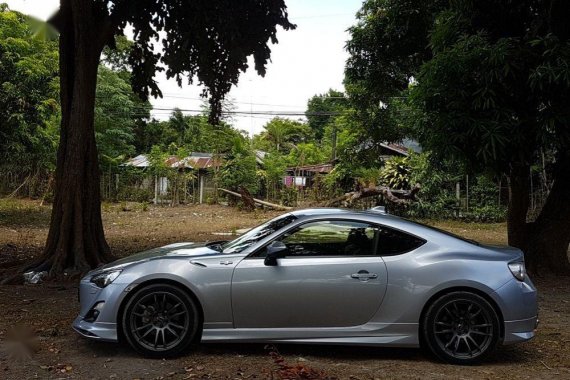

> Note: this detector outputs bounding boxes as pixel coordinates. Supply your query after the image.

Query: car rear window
[377,226,426,256]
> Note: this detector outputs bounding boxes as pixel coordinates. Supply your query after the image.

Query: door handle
[351,271,378,280]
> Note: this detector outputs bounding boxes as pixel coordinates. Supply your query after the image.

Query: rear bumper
[490,276,538,345]
[502,315,538,345]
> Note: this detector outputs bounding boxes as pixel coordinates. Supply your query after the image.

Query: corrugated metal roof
[123,154,221,169]
[124,154,150,167]
[379,143,409,156]
[187,156,218,169]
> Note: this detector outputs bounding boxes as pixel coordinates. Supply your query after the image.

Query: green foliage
[353,167,381,188]
[263,151,288,200]
[401,153,506,222]
[379,156,411,189]
[405,153,462,219]
[95,66,146,163]
[409,1,570,174]
[323,109,384,191]
[285,142,329,167]
[0,7,59,173]
[344,0,446,147]
[141,110,243,155]
[280,186,298,207]
[146,145,196,205]
[306,89,348,141]
[254,117,312,154]
[102,35,133,74]
[343,0,568,236]
[220,137,259,195]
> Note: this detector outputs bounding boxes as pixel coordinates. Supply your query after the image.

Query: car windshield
[222,214,298,254]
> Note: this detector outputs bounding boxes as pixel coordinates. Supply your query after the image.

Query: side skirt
[200,323,419,347]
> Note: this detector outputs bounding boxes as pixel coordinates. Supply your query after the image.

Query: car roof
[289,208,350,217]
[290,207,403,225]
[288,208,471,245]
[290,207,393,218]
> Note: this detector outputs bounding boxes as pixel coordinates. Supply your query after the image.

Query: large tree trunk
[507,157,570,274]
[32,0,113,276]
[525,153,570,274]
[506,164,531,254]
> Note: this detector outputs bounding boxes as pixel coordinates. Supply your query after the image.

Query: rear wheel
[423,291,500,364]
[122,284,200,357]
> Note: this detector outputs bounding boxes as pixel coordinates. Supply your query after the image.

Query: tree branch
[324,183,421,207]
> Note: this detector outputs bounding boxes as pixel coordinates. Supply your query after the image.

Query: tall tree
[344,0,446,146]
[33,0,294,276]
[411,0,570,273]
[346,0,570,273]
[305,89,347,141]
[257,117,311,153]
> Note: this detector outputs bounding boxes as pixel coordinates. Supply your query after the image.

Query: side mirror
[264,241,288,266]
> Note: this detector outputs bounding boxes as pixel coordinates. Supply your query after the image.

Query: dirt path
[1,201,569,379]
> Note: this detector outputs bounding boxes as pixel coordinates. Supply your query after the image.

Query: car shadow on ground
[79,337,532,366]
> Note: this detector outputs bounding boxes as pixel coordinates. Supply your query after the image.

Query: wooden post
[456,182,461,217]
[154,174,158,204]
[466,174,469,212]
[199,172,204,204]
[498,176,502,206]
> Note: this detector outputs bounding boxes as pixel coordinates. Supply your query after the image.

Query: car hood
[98,242,221,271]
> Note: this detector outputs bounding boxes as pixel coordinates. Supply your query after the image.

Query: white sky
[5,0,362,136]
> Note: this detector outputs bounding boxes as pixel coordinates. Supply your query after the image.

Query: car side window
[277,220,378,257]
[377,226,426,256]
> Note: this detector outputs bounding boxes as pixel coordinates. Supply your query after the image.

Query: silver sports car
[73,208,538,364]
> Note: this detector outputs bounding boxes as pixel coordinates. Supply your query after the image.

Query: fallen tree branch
[7,175,30,198]
[219,188,293,211]
[324,183,421,207]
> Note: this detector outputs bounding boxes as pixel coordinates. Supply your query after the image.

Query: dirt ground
[0,200,569,379]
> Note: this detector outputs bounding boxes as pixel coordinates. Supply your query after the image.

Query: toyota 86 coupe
[73,208,538,364]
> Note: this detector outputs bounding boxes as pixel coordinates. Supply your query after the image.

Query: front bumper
[72,277,127,342]
[72,316,118,342]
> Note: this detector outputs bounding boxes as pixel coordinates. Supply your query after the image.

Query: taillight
[508,261,526,281]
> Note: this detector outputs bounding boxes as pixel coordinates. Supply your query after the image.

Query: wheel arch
[116,278,204,343]
[418,286,505,342]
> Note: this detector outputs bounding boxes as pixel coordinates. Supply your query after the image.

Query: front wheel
[122,284,200,357]
[422,291,500,364]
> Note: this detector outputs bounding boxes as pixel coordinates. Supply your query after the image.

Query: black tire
[122,283,200,357]
[422,291,500,365]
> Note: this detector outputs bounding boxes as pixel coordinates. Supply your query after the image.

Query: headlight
[90,269,122,288]
[508,261,526,281]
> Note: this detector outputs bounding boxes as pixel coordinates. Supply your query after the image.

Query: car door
[231,219,388,328]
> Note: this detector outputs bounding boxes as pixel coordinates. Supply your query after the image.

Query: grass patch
[0,198,51,228]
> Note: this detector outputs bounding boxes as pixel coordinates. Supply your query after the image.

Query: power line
[96,104,347,117]
[154,93,309,109]
[151,92,349,107]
